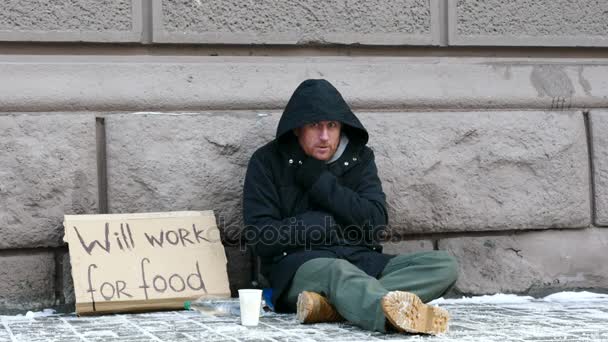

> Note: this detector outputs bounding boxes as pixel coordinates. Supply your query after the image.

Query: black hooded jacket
[243,79,392,312]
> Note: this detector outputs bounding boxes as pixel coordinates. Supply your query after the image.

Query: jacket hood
[276,79,369,146]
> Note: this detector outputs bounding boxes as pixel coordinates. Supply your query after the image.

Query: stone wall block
[0,251,56,313]
[0,0,143,42]
[450,0,608,46]
[0,113,98,248]
[438,229,608,296]
[366,111,590,234]
[106,112,277,231]
[590,110,608,226]
[153,0,439,45]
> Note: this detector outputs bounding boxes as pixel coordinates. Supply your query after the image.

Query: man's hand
[295,157,326,189]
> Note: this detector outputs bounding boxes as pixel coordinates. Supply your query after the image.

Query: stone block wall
[450,0,608,46]
[0,0,143,42]
[2,58,608,313]
[1,0,608,313]
[153,0,439,45]
[0,113,98,312]
[439,229,608,296]
[0,114,98,249]
[2,0,608,47]
[0,252,56,313]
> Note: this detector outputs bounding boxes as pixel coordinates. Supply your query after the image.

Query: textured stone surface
[369,111,590,234]
[2,57,608,112]
[106,111,589,238]
[0,0,132,31]
[155,0,436,45]
[0,251,55,313]
[591,111,608,226]
[381,240,434,255]
[105,112,274,232]
[451,0,608,46]
[438,228,608,296]
[0,0,141,42]
[0,113,98,248]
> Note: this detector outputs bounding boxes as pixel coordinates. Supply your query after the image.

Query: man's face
[294,120,342,161]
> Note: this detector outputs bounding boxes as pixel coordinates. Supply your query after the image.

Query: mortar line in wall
[53,250,65,305]
[96,117,109,214]
[141,0,153,44]
[583,110,597,226]
[0,246,68,256]
[438,0,449,47]
[2,44,608,58]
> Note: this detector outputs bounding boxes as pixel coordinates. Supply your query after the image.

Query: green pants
[284,251,458,332]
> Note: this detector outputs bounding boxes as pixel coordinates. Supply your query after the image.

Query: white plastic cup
[238,289,262,326]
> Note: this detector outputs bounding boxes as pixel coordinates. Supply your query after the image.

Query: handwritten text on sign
[63,211,230,315]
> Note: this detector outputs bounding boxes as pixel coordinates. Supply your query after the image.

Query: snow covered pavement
[1,292,607,341]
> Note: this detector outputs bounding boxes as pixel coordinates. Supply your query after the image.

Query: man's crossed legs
[284,251,458,334]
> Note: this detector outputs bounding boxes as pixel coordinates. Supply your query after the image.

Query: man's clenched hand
[295,157,326,189]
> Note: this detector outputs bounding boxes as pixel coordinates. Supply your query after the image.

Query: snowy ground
[1,292,607,342]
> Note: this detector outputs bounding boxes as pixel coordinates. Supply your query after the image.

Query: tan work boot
[381,291,449,335]
[296,291,345,324]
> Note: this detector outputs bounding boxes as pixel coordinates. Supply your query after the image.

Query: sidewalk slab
[2,297,607,341]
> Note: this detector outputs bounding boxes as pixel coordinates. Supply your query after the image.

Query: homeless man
[243,79,458,334]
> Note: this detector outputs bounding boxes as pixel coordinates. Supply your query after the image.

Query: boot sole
[381,291,449,335]
[296,291,344,324]
[296,291,313,323]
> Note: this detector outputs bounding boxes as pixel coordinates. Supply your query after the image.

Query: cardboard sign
[63,211,230,315]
